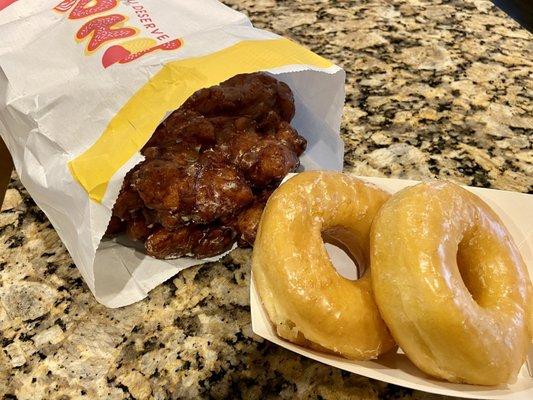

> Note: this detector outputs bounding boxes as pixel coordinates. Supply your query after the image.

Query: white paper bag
[0,0,345,307]
[251,175,533,399]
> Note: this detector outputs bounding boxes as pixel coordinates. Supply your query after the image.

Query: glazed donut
[371,181,532,385]
[253,171,396,360]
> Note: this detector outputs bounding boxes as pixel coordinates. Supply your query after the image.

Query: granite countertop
[0,0,531,399]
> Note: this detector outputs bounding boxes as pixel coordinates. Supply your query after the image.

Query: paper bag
[0,0,345,307]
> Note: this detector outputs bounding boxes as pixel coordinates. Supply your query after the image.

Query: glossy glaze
[253,171,395,359]
[371,181,532,384]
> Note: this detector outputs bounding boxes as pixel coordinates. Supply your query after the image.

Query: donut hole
[456,235,485,305]
[322,228,366,281]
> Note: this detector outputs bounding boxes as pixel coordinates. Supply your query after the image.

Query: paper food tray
[250,175,533,400]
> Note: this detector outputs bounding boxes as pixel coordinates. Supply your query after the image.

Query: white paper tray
[251,176,533,399]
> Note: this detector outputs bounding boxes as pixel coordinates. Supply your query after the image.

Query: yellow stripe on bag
[68,38,333,203]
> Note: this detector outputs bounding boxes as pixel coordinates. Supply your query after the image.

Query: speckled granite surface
[1,0,531,399]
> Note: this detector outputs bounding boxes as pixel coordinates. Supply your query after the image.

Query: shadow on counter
[492,0,532,32]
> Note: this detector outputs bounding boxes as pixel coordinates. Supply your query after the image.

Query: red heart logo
[102,45,131,68]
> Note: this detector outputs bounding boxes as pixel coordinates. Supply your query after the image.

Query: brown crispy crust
[106,72,306,259]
